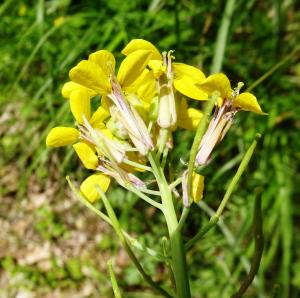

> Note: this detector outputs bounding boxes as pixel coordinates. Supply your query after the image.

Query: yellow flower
[122,39,207,101]
[195,74,266,166]
[121,39,207,130]
[68,48,154,155]
[69,49,152,97]
[80,174,111,202]
[46,103,110,148]
[198,73,265,114]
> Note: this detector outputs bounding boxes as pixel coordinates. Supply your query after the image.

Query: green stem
[157,128,169,158]
[210,0,236,74]
[67,177,168,262]
[99,187,173,298]
[148,153,191,298]
[140,188,161,196]
[162,237,176,290]
[186,95,217,204]
[177,207,190,232]
[108,260,122,298]
[125,184,163,210]
[123,158,153,172]
[215,133,261,217]
[169,177,182,190]
[185,134,261,250]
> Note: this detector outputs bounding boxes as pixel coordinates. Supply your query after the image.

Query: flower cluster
[46,39,264,203]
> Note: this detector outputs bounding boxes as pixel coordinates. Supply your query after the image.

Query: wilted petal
[46,127,79,147]
[117,50,152,87]
[233,92,265,114]
[80,174,111,202]
[88,50,116,76]
[122,39,162,60]
[69,89,91,124]
[73,142,98,170]
[69,60,111,94]
[198,73,232,99]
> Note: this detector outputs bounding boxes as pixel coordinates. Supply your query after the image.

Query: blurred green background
[0,0,299,297]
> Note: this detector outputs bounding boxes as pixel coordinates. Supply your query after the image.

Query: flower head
[121,39,207,130]
[196,73,265,165]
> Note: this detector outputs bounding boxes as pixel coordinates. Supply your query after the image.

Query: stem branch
[186,134,261,250]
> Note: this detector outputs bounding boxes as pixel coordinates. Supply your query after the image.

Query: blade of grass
[231,191,264,298]
[246,46,300,92]
[210,0,236,74]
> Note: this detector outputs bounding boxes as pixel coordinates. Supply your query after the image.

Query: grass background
[0,0,299,297]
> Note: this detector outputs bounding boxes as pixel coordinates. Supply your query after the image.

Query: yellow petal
[178,108,203,130]
[61,81,97,98]
[192,172,205,203]
[177,98,203,130]
[100,127,113,139]
[69,60,111,94]
[173,63,206,83]
[73,142,98,169]
[148,60,165,78]
[174,76,208,100]
[46,127,79,147]
[233,92,265,114]
[132,70,156,103]
[89,106,110,128]
[80,174,111,203]
[69,89,91,124]
[121,39,162,60]
[137,79,156,104]
[101,96,111,110]
[198,73,232,99]
[88,50,116,76]
[117,50,152,87]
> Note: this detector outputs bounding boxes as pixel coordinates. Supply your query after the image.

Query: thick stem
[149,153,191,298]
